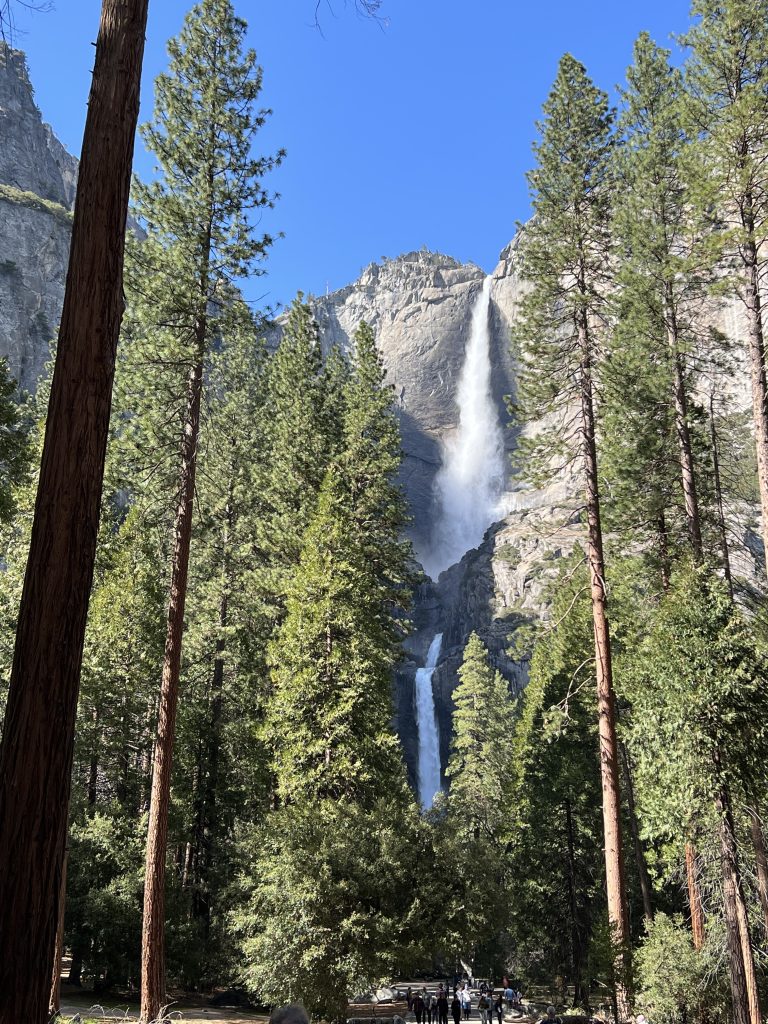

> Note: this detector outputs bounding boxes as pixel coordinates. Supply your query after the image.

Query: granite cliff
[0,44,77,391]
[1,44,763,793]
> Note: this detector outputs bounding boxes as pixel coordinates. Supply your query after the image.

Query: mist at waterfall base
[415,633,444,808]
[420,276,506,581]
[413,277,507,810]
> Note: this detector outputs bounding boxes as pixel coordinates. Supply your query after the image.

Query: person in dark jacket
[413,991,425,1024]
[493,992,504,1024]
[437,990,449,1024]
[451,993,462,1024]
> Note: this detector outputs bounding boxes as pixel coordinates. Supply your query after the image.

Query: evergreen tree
[683,0,768,579]
[340,320,413,605]
[513,53,632,1010]
[266,466,406,806]
[509,567,608,1009]
[447,633,514,838]
[605,33,713,576]
[123,3,281,1017]
[254,295,338,625]
[626,563,768,1024]
[443,633,515,975]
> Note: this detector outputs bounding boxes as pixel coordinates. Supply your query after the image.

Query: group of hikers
[406,980,525,1024]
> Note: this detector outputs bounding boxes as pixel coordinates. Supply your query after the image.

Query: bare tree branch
[0,0,53,46]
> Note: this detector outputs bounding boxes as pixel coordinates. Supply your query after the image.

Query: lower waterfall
[415,632,444,809]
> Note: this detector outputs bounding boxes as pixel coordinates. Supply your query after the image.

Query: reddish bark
[685,841,705,951]
[140,354,205,1023]
[577,306,632,1019]
[0,4,148,1021]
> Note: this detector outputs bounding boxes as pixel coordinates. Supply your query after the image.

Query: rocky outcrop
[306,250,518,559]
[0,44,76,391]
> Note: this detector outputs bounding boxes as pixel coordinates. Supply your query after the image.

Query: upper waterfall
[422,275,506,579]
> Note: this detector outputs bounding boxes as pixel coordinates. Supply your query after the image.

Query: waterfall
[415,632,444,809]
[422,275,505,579]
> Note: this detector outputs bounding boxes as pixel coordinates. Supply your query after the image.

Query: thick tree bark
[140,352,205,1023]
[685,841,705,951]
[48,843,68,1018]
[619,741,653,927]
[577,308,632,1019]
[0,4,148,1021]
[666,289,703,559]
[749,808,768,938]
[741,209,768,578]
[716,775,760,1024]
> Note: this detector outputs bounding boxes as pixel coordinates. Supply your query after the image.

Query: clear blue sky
[14,0,692,311]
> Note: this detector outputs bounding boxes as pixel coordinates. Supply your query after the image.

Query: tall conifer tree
[683,0,768,578]
[126,3,281,1017]
[513,54,632,1014]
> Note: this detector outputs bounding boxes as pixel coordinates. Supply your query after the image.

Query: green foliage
[507,563,605,995]
[625,562,768,848]
[0,358,29,523]
[234,799,425,1022]
[513,53,614,483]
[266,467,407,805]
[635,913,727,1023]
[447,633,514,837]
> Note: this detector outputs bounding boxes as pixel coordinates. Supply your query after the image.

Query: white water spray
[415,632,444,809]
[422,275,505,579]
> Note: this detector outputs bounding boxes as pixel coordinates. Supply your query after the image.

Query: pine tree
[253,295,338,625]
[340,321,413,604]
[513,53,632,1012]
[125,3,281,1017]
[266,466,406,806]
[446,633,514,839]
[626,563,768,1024]
[683,0,768,579]
[604,34,716,581]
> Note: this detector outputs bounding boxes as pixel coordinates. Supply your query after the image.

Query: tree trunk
[685,841,705,951]
[564,798,588,1010]
[748,808,768,938]
[619,741,653,927]
[48,843,68,1018]
[191,557,229,937]
[666,289,703,559]
[741,213,768,579]
[578,308,632,1019]
[656,509,671,592]
[0,4,148,1021]
[140,352,205,1023]
[709,394,734,599]
[716,776,760,1024]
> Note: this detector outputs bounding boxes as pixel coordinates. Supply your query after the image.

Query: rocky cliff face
[2,44,762,793]
[0,44,76,391]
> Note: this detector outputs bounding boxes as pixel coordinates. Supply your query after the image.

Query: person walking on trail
[493,992,503,1024]
[451,992,462,1024]
[437,989,449,1024]
[407,988,413,1011]
[545,1006,562,1024]
[460,986,472,1021]
[413,990,425,1024]
[427,991,437,1024]
[503,984,514,1010]
[477,991,490,1024]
